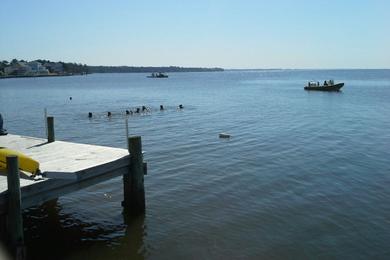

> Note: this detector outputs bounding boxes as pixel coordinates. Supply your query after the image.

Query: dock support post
[6,156,26,259]
[47,116,55,143]
[0,215,6,239]
[122,136,145,215]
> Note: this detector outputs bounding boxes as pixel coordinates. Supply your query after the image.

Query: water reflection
[23,200,147,260]
[119,214,148,260]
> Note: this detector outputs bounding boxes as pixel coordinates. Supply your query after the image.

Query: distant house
[44,62,64,74]
[4,66,15,75]
[27,61,49,75]
[4,61,31,75]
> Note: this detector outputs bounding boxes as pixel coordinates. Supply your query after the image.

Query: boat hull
[304,83,344,91]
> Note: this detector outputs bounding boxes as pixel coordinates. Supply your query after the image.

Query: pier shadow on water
[22,200,147,260]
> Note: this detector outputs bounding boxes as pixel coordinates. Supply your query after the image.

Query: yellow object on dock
[0,147,40,175]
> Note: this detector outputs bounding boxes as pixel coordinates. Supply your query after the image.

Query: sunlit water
[1,70,390,259]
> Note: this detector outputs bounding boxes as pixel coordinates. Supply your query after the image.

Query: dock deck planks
[0,134,130,214]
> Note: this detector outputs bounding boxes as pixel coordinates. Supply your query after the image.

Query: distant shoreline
[0,73,79,80]
[87,66,224,73]
[2,68,389,80]
[0,69,224,80]
[0,65,224,80]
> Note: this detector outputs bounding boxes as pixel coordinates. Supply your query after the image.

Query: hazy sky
[1,0,389,68]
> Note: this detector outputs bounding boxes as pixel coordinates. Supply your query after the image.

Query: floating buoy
[219,133,231,139]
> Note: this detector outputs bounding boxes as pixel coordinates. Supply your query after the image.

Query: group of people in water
[2,104,185,134]
[88,104,184,118]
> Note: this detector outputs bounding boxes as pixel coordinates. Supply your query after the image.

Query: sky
[1,0,389,69]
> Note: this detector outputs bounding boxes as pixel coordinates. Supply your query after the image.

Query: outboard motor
[0,113,8,135]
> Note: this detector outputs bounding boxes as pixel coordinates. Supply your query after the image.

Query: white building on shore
[27,61,49,75]
[4,61,31,75]
[3,61,49,76]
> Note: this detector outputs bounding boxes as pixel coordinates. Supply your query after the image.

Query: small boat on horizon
[147,72,168,78]
[304,80,344,91]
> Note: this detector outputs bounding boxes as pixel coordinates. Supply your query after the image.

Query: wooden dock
[0,130,146,258]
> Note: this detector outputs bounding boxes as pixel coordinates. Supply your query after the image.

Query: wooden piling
[0,215,6,239]
[44,108,48,137]
[122,136,145,214]
[47,116,55,143]
[6,156,25,259]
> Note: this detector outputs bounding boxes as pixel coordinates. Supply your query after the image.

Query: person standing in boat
[324,80,328,86]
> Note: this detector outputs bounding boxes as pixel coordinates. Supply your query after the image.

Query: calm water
[1,70,390,259]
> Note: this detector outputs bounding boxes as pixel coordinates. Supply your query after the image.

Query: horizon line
[2,59,390,70]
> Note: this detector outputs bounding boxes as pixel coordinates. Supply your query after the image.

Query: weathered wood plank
[0,164,130,215]
[76,156,129,180]
[22,166,129,209]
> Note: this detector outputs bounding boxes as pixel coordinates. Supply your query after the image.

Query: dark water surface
[1,70,390,259]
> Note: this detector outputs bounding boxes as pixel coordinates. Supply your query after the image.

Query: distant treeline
[37,60,89,74]
[88,66,224,73]
[1,58,223,77]
[0,59,89,75]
